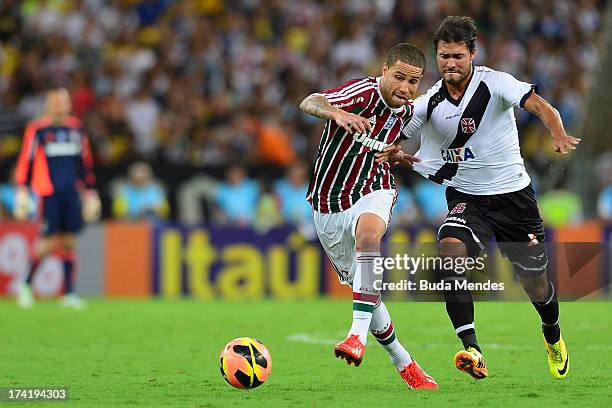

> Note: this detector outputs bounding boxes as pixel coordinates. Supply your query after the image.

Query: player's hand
[13,187,34,221]
[552,132,581,154]
[375,144,420,167]
[82,189,101,223]
[332,109,373,135]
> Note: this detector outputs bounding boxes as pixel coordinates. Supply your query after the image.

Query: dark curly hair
[433,16,478,52]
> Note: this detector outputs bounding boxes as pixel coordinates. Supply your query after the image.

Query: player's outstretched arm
[523,93,581,154]
[375,144,420,167]
[299,94,372,135]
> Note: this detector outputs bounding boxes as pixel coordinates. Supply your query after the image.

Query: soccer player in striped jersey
[378,17,578,380]
[300,43,437,389]
[14,87,100,310]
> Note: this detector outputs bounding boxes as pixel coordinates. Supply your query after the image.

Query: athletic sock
[25,258,40,286]
[370,301,412,369]
[442,274,480,352]
[532,280,560,344]
[349,251,380,345]
[459,330,480,353]
[62,250,76,295]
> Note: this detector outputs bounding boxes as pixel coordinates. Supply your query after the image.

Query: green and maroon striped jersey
[306,76,413,213]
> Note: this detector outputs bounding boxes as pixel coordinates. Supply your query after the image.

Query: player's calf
[438,235,483,358]
[345,213,385,348]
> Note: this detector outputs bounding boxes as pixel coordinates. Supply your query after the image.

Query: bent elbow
[299,95,313,112]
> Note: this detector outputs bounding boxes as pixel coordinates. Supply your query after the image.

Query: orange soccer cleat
[334,334,365,367]
[454,347,488,380]
[398,360,438,389]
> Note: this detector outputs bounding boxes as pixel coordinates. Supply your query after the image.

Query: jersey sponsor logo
[353,132,387,152]
[56,129,68,142]
[383,116,397,130]
[45,141,81,157]
[445,112,462,120]
[368,115,377,126]
[332,96,365,109]
[445,216,466,224]
[440,146,476,163]
[450,203,467,215]
[460,117,477,133]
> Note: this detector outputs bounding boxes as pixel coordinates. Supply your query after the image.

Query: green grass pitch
[1,299,611,407]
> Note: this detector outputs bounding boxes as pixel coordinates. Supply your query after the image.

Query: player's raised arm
[14,121,39,188]
[299,93,372,135]
[522,92,581,154]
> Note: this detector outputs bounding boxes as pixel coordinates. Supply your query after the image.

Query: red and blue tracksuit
[15,115,96,236]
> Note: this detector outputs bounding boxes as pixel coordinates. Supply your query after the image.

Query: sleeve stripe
[326,84,375,103]
[324,78,370,98]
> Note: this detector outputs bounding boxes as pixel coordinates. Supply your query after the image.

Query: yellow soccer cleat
[454,346,488,380]
[545,335,569,379]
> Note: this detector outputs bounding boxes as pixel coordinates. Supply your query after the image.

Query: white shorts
[313,189,396,285]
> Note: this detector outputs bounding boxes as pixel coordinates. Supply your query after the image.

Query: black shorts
[41,190,83,236]
[438,184,547,276]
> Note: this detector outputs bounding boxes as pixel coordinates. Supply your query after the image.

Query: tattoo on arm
[299,94,338,120]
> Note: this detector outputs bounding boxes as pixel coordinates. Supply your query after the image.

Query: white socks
[370,301,413,369]
[349,252,380,344]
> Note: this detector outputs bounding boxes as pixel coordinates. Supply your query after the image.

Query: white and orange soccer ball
[219,337,272,389]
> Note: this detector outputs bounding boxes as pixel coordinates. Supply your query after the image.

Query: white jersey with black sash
[402,66,536,195]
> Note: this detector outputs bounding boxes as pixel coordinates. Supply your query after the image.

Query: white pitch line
[286,332,346,345]
[287,332,545,351]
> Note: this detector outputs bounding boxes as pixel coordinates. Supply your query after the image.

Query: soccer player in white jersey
[377,17,579,380]
[299,43,437,389]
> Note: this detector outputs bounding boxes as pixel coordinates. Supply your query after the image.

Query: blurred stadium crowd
[0,0,610,229]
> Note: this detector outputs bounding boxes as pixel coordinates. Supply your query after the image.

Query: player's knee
[61,235,77,251]
[36,237,58,257]
[439,237,468,258]
[355,229,382,251]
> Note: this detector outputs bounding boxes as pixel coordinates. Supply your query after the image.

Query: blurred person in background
[538,180,583,228]
[273,160,314,237]
[14,87,100,309]
[413,180,448,225]
[389,175,418,228]
[598,186,612,222]
[125,83,160,156]
[112,161,168,221]
[254,182,283,234]
[257,111,296,167]
[596,152,612,222]
[214,164,259,227]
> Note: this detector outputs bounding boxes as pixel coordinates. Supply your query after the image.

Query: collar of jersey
[376,77,406,115]
[440,65,475,106]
